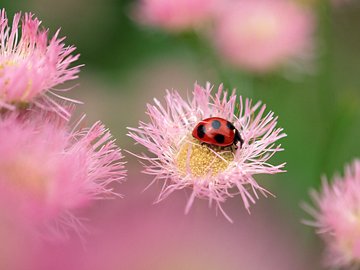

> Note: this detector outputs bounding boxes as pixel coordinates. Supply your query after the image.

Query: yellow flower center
[245,13,279,41]
[0,155,49,198]
[337,210,360,262]
[0,59,33,103]
[176,138,235,178]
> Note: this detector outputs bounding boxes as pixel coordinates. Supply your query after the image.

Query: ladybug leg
[234,129,243,149]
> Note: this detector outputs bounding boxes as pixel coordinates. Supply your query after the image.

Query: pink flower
[0,9,80,118]
[0,110,126,240]
[303,159,360,268]
[213,0,315,73]
[133,0,216,32]
[128,83,286,221]
[23,184,313,270]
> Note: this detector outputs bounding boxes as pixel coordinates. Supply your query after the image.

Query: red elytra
[192,117,243,147]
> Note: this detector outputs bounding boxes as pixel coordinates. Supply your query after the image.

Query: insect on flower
[192,117,244,149]
[128,82,286,222]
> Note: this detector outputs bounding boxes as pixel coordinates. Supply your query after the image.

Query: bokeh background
[1,0,360,269]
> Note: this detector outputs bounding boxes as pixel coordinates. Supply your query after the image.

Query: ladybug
[192,117,243,148]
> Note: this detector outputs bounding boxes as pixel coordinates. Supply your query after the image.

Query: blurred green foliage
[2,0,188,76]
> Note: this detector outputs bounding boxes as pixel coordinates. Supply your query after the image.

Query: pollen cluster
[176,138,234,178]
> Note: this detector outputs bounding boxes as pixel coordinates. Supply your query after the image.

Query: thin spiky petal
[0,110,126,240]
[304,159,360,268]
[0,9,81,118]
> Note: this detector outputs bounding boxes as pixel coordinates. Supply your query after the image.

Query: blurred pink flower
[26,177,314,270]
[0,9,80,118]
[0,110,126,240]
[213,0,315,73]
[128,82,286,221]
[304,159,360,268]
[133,0,216,32]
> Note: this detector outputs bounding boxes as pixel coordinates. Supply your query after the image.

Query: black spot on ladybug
[211,120,221,130]
[214,134,225,144]
[226,121,235,130]
[197,125,206,138]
